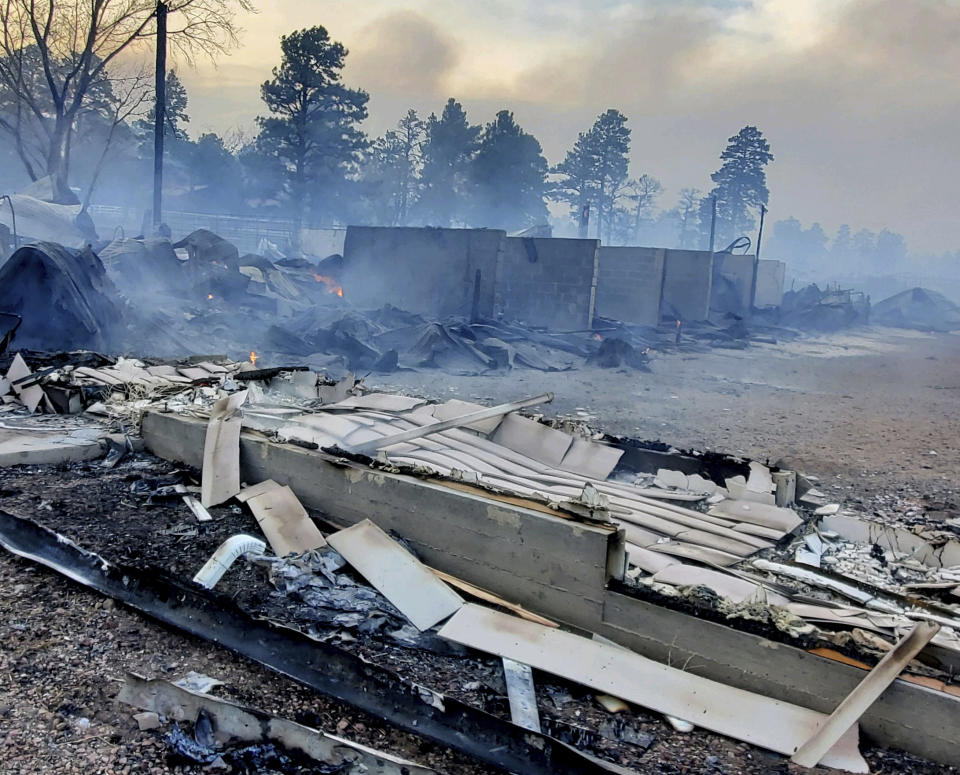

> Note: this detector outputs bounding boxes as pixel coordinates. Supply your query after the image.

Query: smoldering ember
[2,6,960,775]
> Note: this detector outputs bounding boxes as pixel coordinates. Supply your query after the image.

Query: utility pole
[750,203,767,313]
[152,1,168,230]
[755,204,767,260]
[707,195,717,253]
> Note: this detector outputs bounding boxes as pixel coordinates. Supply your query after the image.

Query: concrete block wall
[496,237,600,329]
[712,253,757,315]
[341,226,505,319]
[660,249,714,321]
[755,259,786,307]
[595,247,665,327]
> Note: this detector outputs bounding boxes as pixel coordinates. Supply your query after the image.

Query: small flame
[593,333,603,341]
[207,293,214,300]
[313,273,344,297]
[676,319,681,327]
[249,350,258,366]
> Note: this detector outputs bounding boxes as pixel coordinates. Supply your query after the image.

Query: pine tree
[256,26,368,231]
[468,110,548,231]
[142,71,190,141]
[414,98,479,226]
[552,109,631,242]
[361,109,425,225]
[703,126,773,248]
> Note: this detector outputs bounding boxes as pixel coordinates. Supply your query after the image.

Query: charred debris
[1,226,960,774]
[2,349,960,772]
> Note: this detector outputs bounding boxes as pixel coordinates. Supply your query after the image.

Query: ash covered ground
[0,326,958,774]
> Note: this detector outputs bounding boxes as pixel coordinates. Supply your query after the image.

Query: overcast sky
[176,0,960,253]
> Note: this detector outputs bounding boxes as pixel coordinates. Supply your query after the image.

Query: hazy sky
[175,0,960,253]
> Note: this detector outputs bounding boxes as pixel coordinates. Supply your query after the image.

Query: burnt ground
[0,325,959,774]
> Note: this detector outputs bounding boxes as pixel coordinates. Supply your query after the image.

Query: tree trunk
[292,155,305,253]
[46,117,74,203]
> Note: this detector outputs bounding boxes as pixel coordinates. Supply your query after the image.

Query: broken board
[247,484,327,557]
[328,519,463,631]
[201,390,247,507]
[439,604,867,772]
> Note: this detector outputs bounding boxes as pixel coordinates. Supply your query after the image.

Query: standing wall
[712,253,757,315]
[496,237,599,330]
[660,249,714,321]
[341,226,505,319]
[755,259,786,307]
[595,247,666,327]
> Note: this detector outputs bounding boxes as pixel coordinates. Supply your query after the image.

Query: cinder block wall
[661,249,714,321]
[595,247,666,326]
[712,253,757,315]
[341,226,505,319]
[496,237,599,329]
[755,259,786,307]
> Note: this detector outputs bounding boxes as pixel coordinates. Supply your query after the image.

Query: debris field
[2,223,960,775]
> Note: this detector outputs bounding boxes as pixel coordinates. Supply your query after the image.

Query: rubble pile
[872,287,960,332]
[777,284,871,332]
[0,226,855,381]
[0,242,121,351]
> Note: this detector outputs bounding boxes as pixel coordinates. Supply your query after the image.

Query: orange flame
[207,293,214,300]
[313,273,344,297]
[593,333,603,341]
[249,350,258,366]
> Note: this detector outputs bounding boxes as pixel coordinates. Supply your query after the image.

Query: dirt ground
[1,325,959,774]
[379,326,960,507]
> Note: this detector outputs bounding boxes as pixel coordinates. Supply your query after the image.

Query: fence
[87,205,346,258]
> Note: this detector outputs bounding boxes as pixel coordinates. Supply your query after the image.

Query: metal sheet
[118,675,436,775]
[708,500,802,532]
[328,519,463,631]
[503,658,541,733]
[558,438,624,480]
[490,413,573,468]
[439,604,867,773]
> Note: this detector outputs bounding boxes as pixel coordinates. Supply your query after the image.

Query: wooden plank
[328,519,463,631]
[792,621,940,768]
[428,567,558,627]
[235,479,280,503]
[600,589,960,767]
[439,604,867,772]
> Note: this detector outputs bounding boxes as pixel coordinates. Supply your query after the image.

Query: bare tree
[625,173,662,244]
[0,0,251,202]
[81,68,152,210]
[674,187,701,248]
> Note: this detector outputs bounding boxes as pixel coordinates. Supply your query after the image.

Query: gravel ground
[1,325,959,774]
